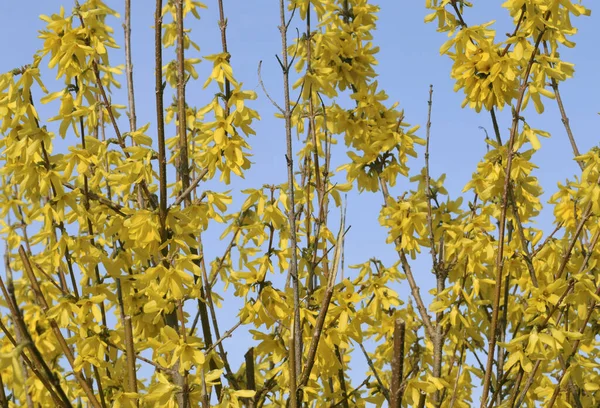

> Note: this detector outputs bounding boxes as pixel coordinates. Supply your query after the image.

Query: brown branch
[278,0,303,392]
[217,0,231,107]
[380,178,436,341]
[124,0,137,135]
[171,168,209,208]
[245,348,256,408]
[153,0,166,231]
[480,17,550,407]
[25,95,81,301]
[0,276,70,408]
[531,222,563,258]
[0,372,8,408]
[0,320,64,408]
[19,246,102,408]
[196,235,240,391]
[390,319,406,408]
[424,84,438,270]
[289,333,298,408]
[554,195,596,280]
[75,81,109,401]
[546,284,600,408]
[305,10,331,287]
[449,344,466,408]
[176,0,191,202]
[542,41,583,168]
[75,3,157,210]
[257,61,284,114]
[423,84,445,405]
[298,208,346,389]
[330,376,370,408]
[334,346,350,408]
[358,343,390,403]
[123,0,144,209]
[500,6,527,57]
[116,279,138,406]
[62,182,125,216]
[204,320,242,354]
[513,228,600,407]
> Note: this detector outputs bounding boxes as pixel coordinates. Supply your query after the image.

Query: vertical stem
[289,333,297,408]
[124,0,145,208]
[0,372,8,408]
[380,179,436,341]
[196,236,231,399]
[305,8,330,287]
[155,2,185,406]
[480,25,548,407]
[448,345,466,408]
[298,210,345,389]
[176,0,190,196]
[124,0,137,133]
[245,348,256,408]
[495,260,511,407]
[155,0,167,242]
[75,79,110,386]
[153,0,172,281]
[116,279,138,406]
[424,84,444,406]
[217,0,231,105]
[334,346,350,408]
[390,319,406,408]
[278,0,302,387]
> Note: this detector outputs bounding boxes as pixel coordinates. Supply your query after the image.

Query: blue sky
[1,0,599,402]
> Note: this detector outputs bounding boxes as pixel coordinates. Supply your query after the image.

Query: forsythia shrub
[0,0,597,407]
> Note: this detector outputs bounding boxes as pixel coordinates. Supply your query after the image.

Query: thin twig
[257,61,284,114]
[542,41,583,168]
[330,376,371,408]
[480,16,550,407]
[172,168,209,208]
[380,179,436,341]
[278,0,303,394]
[358,343,390,403]
[298,207,346,390]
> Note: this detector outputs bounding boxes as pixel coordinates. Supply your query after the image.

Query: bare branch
[258,61,284,114]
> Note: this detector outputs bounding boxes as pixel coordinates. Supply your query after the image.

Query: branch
[513,228,600,407]
[542,41,583,168]
[298,207,346,389]
[176,0,191,203]
[257,61,284,114]
[330,376,371,408]
[155,0,168,238]
[19,246,103,408]
[171,168,209,208]
[115,279,138,405]
[245,348,256,408]
[0,276,71,407]
[380,177,436,341]
[358,343,390,403]
[278,0,303,395]
[124,0,137,135]
[480,15,550,407]
[390,319,406,408]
